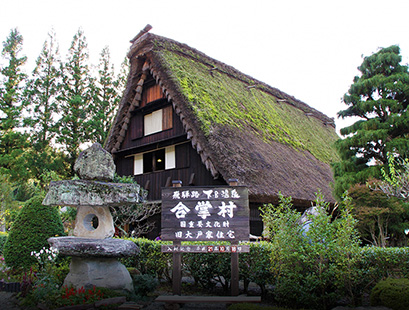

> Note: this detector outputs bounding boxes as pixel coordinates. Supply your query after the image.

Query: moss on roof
[154,41,339,165]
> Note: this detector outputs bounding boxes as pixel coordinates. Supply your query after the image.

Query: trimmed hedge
[122,238,274,294]
[122,238,409,307]
[3,195,64,270]
[370,278,409,310]
[359,246,409,281]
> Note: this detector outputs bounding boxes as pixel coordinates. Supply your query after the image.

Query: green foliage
[378,152,409,200]
[0,28,30,182]
[0,231,7,254]
[0,174,20,231]
[3,194,64,270]
[122,238,275,295]
[22,30,69,186]
[260,192,361,310]
[349,181,409,246]
[121,238,172,280]
[239,241,275,295]
[131,274,159,297]
[183,243,231,292]
[333,45,409,198]
[56,29,94,175]
[359,247,409,283]
[370,278,409,310]
[88,46,123,146]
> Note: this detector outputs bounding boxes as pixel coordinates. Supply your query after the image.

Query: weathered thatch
[105,31,339,206]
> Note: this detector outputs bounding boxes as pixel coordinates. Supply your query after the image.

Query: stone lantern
[43,143,140,292]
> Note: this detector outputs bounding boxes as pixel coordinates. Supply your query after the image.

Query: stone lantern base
[64,257,134,292]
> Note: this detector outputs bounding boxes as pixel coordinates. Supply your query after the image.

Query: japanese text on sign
[161,186,249,242]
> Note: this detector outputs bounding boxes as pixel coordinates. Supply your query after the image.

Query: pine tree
[23,31,69,184]
[88,46,122,145]
[333,45,409,198]
[0,28,30,181]
[56,29,94,175]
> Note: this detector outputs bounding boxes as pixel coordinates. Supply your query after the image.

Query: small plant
[59,286,105,306]
[132,273,159,297]
[370,278,409,310]
[31,246,59,273]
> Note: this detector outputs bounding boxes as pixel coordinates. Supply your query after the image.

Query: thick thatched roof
[105,31,340,205]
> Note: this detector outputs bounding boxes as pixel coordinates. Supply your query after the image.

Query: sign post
[161,179,249,297]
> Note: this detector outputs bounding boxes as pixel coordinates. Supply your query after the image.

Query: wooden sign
[161,244,250,253]
[161,186,249,242]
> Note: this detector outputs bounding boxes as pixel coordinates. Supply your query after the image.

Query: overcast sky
[1,0,409,135]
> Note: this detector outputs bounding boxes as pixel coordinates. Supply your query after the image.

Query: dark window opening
[143,149,165,173]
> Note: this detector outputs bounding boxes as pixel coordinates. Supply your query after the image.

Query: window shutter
[165,145,176,170]
[162,105,173,130]
[130,114,143,139]
[134,154,143,175]
[144,109,163,135]
[142,84,165,106]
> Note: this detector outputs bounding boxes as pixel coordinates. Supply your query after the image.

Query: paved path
[0,291,21,310]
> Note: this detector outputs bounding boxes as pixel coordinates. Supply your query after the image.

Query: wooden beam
[130,24,153,43]
[155,295,261,303]
[172,180,182,296]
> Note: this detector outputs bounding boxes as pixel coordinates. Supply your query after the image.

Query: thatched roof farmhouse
[105,27,339,237]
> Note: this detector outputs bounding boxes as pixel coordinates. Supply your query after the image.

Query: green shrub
[3,194,64,270]
[122,237,275,295]
[131,274,159,296]
[183,242,231,292]
[359,247,409,281]
[0,231,7,254]
[370,278,409,310]
[240,241,274,295]
[260,193,362,310]
[121,238,172,280]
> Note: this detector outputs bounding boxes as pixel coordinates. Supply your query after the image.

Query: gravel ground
[0,290,393,310]
[0,291,21,310]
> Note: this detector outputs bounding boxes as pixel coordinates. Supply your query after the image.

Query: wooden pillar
[172,180,182,296]
[229,179,239,296]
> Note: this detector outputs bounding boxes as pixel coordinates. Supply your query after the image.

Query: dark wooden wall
[115,142,226,201]
[121,100,185,151]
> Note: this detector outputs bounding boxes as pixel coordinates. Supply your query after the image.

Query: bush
[183,243,231,292]
[131,274,159,296]
[122,238,275,295]
[3,194,64,270]
[370,278,409,310]
[0,231,7,254]
[240,241,274,295]
[121,238,172,280]
[260,192,362,310]
[359,247,409,282]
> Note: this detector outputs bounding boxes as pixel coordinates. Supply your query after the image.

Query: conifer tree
[0,28,30,181]
[56,29,94,175]
[88,46,122,145]
[23,31,69,184]
[333,45,409,198]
